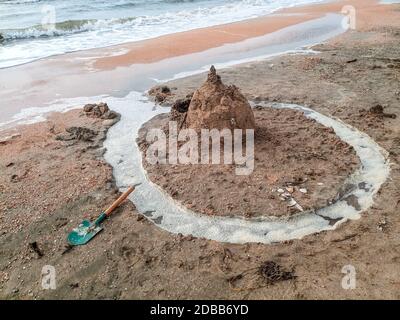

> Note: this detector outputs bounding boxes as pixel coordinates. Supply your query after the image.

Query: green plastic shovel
[67,186,136,246]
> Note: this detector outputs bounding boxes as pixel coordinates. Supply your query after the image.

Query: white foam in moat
[100,92,390,244]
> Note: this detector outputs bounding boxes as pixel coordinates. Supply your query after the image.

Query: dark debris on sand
[258,261,296,284]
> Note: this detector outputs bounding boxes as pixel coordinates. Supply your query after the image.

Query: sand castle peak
[207,65,221,84]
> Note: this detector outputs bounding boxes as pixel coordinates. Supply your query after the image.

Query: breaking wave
[0,18,136,42]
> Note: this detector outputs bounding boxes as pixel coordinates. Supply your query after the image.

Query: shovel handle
[105,186,135,216]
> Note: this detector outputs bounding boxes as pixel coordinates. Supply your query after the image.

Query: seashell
[286,197,304,212]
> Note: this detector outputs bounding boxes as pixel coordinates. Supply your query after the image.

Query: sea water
[0,0,326,68]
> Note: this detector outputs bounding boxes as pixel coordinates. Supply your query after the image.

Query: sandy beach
[0,0,400,300]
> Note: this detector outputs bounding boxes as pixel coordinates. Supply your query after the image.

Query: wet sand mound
[139,69,360,217]
[138,107,359,217]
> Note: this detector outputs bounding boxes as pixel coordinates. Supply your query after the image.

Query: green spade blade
[67,213,106,246]
[67,185,137,246]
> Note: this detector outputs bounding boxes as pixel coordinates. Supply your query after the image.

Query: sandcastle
[172,66,256,131]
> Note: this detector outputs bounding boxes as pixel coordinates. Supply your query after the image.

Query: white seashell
[295,203,304,212]
[287,197,304,212]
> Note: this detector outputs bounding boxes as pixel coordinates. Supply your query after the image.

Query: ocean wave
[0,17,137,42]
